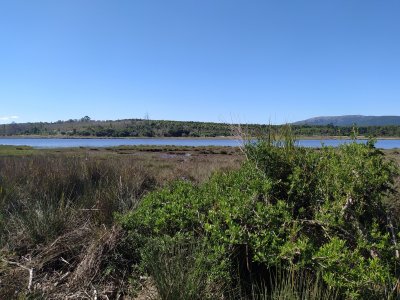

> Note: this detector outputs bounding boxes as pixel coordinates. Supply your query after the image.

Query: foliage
[120,137,399,299]
[3,117,400,137]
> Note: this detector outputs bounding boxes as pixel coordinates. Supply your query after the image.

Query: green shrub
[120,139,399,299]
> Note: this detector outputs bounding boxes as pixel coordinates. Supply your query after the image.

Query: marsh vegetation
[1,135,400,299]
[0,146,240,298]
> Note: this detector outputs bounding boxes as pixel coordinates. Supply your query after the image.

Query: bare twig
[1,258,34,291]
[387,214,400,259]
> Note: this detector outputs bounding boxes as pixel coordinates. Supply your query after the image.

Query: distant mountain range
[293,115,400,126]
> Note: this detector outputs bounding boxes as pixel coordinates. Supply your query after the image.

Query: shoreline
[1,135,400,140]
[0,135,241,140]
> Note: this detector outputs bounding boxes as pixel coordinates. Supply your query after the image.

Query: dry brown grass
[0,146,242,299]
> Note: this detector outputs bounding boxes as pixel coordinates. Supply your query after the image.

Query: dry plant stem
[1,258,34,290]
[231,123,248,157]
[387,214,400,259]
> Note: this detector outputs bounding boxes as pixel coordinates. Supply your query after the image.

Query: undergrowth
[0,149,238,298]
[120,132,400,299]
[1,133,399,299]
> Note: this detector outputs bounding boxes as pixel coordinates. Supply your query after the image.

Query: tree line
[2,118,400,137]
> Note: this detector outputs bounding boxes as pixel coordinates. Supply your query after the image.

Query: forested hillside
[2,117,400,137]
[294,115,400,126]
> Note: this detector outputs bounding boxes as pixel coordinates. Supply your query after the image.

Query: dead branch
[387,214,400,259]
[1,258,34,291]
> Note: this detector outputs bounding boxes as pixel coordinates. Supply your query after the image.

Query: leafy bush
[120,138,399,299]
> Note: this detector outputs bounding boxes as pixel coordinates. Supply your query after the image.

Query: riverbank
[2,137,400,149]
[0,135,241,140]
[2,134,400,140]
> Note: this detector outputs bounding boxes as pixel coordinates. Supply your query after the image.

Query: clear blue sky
[1,0,400,125]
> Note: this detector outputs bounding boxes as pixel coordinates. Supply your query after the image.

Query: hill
[2,116,400,138]
[0,118,249,137]
[293,115,400,126]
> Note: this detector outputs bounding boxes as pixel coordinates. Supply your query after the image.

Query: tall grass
[141,236,215,300]
[0,148,240,298]
[255,268,338,300]
[0,155,157,298]
[0,155,154,249]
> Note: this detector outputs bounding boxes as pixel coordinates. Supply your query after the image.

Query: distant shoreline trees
[1,118,400,138]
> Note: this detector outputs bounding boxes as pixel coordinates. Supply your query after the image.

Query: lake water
[0,138,400,149]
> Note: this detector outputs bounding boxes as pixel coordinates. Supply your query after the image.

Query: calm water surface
[0,138,400,149]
